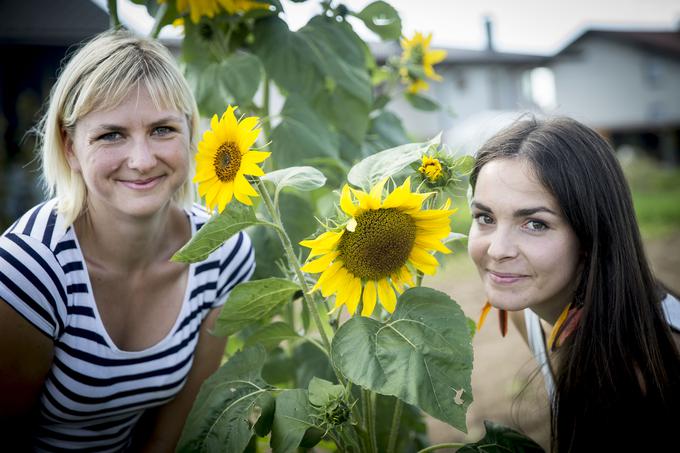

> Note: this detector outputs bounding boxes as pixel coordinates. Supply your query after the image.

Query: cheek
[532,239,580,288]
[467,227,487,268]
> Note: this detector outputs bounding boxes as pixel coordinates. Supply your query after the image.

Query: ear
[62,129,81,172]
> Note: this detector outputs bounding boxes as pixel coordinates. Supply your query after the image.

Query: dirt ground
[423,231,680,451]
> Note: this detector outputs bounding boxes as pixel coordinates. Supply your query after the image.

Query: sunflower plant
[112,1,543,451]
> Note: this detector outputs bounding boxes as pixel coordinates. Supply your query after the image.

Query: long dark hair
[470,117,680,451]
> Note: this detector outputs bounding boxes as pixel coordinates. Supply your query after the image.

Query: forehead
[474,159,560,210]
[77,87,182,129]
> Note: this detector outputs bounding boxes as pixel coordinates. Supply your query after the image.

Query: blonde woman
[0,30,254,451]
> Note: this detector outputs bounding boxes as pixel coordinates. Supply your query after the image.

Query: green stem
[150,2,169,38]
[107,0,121,29]
[417,443,466,453]
[386,398,403,453]
[255,179,334,355]
[362,389,378,453]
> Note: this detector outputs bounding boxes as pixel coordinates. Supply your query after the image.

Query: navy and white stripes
[0,200,255,452]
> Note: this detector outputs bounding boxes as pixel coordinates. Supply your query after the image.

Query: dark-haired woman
[467,116,680,452]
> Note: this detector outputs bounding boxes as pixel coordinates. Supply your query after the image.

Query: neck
[75,202,186,272]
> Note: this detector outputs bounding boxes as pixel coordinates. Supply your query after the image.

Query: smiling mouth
[487,270,529,284]
[118,175,165,189]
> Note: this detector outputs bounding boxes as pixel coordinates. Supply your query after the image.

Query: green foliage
[177,346,271,452]
[213,278,300,337]
[172,203,269,263]
[458,420,545,452]
[243,321,301,351]
[270,389,317,453]
[331,287,474,432]
[405,92,440,111]
[355,1,402,41]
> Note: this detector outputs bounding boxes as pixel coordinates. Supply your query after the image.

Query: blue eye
[98,131,123,142]
[473,213,494,225]
[526,220,548,231]
[152,126,174,136]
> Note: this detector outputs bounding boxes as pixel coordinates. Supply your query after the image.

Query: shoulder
[3,199,70,252]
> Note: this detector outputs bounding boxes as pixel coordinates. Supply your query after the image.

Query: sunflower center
[411,44,425,65]
[338,208,416,280]
[213,141,242,182]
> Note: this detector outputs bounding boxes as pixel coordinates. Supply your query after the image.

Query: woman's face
[66,85,190,220]
[468,158,581,323]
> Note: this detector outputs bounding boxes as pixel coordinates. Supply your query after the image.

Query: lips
[487,270,529,284]
[118,175,165,190]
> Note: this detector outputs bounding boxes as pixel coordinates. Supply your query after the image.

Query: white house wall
[549,36,680,129]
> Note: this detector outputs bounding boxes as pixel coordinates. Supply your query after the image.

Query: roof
[554,28,680,59]
[369,41,547,66]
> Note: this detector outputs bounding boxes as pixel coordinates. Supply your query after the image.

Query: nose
[127,138,157,173]
[486,226,518,261]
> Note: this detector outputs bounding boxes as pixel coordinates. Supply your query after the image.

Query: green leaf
[347,134,441,191]
[172,203,265,263]
[331,287,474,432]
[293,341,336,389]
[362,110,410,156]
[405,92,441,111]
[458,420,545,452]
[244,321,301,351]
[270,389,317,453]
[261,166,327,201]
[374,394,429,452]
[177,346,271,453]
[253,391,276,437]
[187,53,263,117]
[271,94,339,168]
[214,278,300,337]
[308,377,344,407]
[453,155,476,175]
[262,347,296,385]
[356,1,402,41]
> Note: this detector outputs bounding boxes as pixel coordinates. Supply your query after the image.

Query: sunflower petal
[301,251,340,274]
[311,260,343,293]
[340,184,357,217]
[377,278,397,313]
[361,280,378,317]
[477,301,492,332]
[345,277,362,315]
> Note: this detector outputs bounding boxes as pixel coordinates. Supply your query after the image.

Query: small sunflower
[400,31,447,94]
[300,178,455,317]
[218,0,270,14]
[194,106,270,212]
[419,155,444,182]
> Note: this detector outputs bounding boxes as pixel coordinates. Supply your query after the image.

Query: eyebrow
[91,116,184,133]
[470,201,558,217]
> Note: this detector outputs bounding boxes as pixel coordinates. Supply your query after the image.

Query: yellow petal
[368,177,389,208]
[311,260,343,293]
[548,302,572,350]
[301,251,340,274]
[415,236,451,254]
[477,301,492,332]
[244,151,270,164]
[361,280,377,317]
[234,173,259,197]
[340,184,357,217]
[377,278,397,313]
[345,277,362,315]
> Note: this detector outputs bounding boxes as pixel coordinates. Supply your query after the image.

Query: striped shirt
[0,199,255,452]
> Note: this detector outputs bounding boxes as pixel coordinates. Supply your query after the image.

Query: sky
[116,0,680,55]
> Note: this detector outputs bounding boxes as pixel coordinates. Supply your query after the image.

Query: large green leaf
[458,420,545,452]
[187,53,263,116]
[405,92,441,111]
[270,389,317,453]
[331,287,474,432]
[214,278,300,337]
[243,321,301,351]
[362,110,410,156]
[355,1,402,41]
[177,346,271,453]
[261,166,327,203]
[172,203,268,263]
[293,341,336,389]
[347,134,441,191]
[270,94,339,168]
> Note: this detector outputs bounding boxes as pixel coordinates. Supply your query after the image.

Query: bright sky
[116,0,680,55]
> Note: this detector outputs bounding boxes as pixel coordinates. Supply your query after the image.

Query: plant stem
[255,179,334,355]
[386,398,403,453]
[107,0,121,29]
[416,443,466,453]
[362,389,378,453]
[150,2,169,38]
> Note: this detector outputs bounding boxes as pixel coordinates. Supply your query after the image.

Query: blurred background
[1,0,679,449]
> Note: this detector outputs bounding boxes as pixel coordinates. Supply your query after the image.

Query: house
[547,28,680,164]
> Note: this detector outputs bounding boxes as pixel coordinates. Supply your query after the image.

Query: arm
[0,299,54,445]
[137,307,227,452]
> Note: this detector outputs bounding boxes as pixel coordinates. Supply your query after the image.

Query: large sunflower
[173,0,221,23]
[194,106,270,212]
[300,178,455,317]
[218,0,270,14]
[400,31,447,94]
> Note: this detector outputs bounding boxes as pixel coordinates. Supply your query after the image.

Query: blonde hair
[38,29,199,225]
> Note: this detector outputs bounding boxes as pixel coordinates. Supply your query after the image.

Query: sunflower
[172,0,221,23]
[193,106,270,212]
[400,31,447,94]
[218,0,270,14]
[300,178,455,317]
[419,155,444,182]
